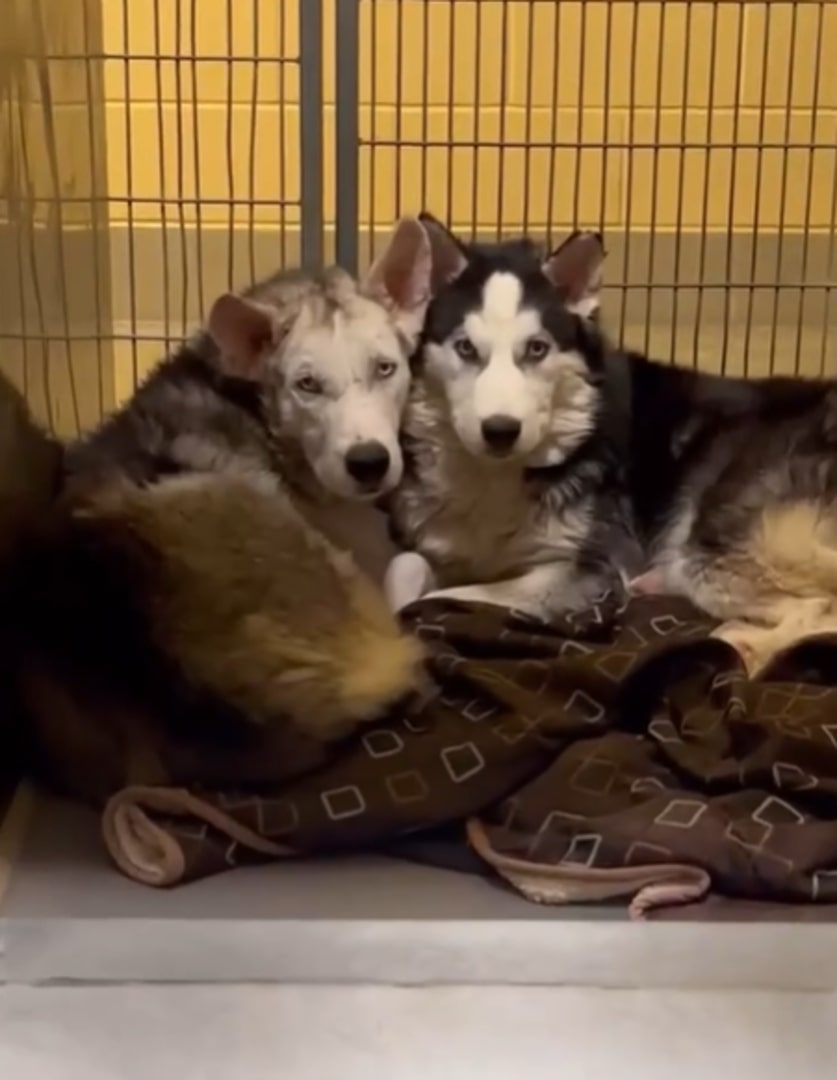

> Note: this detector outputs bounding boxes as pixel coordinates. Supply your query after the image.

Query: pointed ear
[418,211,469,293]
[363,216,434,343]
[542,231,606,319]
[207,293,284,380]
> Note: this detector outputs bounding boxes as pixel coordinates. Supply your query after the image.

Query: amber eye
[295,375,323,395]
[376,360,397,379]
[525,338,550,361]
[453,337,478,362]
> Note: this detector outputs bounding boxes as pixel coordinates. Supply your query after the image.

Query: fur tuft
[756,501,837,597]
[86,475,425,743]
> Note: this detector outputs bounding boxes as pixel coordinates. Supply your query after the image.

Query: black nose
[345,441,391,485]
[481,415,522,453]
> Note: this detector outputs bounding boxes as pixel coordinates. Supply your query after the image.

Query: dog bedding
[101,595,837,916]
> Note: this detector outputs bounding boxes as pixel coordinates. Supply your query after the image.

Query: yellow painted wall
[102,0,836,235]
[3,1,835,426]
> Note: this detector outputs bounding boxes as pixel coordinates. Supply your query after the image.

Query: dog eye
[376,360,397,379]
[453,337,478,361]
[295,375,323,395]
[525,338,551,361]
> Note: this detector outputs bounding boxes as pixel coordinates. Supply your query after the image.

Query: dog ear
[207,293,285,379]
[542,231,606,319]
[418,212,469,292]
[363,216,434,342]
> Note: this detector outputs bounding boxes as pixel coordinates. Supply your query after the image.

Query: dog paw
[383,552,437,613]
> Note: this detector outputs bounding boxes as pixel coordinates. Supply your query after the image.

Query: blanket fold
[100,595,837,915]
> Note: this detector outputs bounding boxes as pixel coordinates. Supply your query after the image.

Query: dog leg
[714,597,836,676]
[384,551,438,612]
[422,562,607,621]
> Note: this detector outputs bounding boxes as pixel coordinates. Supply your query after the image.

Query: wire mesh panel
[343,0,836,377]
[0,0,320,437]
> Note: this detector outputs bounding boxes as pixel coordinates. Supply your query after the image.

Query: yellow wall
[103,0,836,234]
[3,1,835,427]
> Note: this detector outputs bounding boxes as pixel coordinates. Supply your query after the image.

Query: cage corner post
[334,0,360,275]
[299,0,325,271]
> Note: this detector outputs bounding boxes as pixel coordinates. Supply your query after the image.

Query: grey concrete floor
[1,985,836,1079]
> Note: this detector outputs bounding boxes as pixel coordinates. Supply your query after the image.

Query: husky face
[416,218,607,467]
[207,218,433,500]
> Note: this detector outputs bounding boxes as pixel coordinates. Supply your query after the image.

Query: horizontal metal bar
[6,53,300,64]
[363,0,833,5]
[361,139,836,151]
[0,196,301,208]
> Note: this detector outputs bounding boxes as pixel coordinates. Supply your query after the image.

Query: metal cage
[1,0,834,439]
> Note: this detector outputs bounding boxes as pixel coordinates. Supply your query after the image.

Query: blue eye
[454,337,478,361]
[296,375,323,395]
[525,338,550,361]
[376,360,397,379]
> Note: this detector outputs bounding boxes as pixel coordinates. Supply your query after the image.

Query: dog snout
[480,414,522,454]
[345,440,391,486]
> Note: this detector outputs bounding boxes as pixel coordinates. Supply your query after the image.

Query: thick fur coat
[1,221,436,803]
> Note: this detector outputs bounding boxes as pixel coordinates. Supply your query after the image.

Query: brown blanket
[101,595,837,916]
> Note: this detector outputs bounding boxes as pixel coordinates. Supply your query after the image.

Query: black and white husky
[387,214,837,673]
[386,215,642,617]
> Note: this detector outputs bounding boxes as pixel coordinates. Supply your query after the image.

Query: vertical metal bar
[152,0,172,350]
[570,2,587,232]
[618,4,638,344]
[81,0,106,420]
[496,0,510,239]
[544,1,562,250]
[368,0,378,269]
[669,2,695,365]
[598,1,612,238]
[796,2,826,374]
[121,0,139,392]
[742,2,774,378]
[768,2,800,375]
[393,0,404,221]
[690,2,720,371]
[521,0,537,236]
[470,0,484,241]
[247,0,261,284]
[300,0,324,270]
[174,3,190,336]
[719,2,747,374]
[819,150,837,376]
[420,0,431,226]
[277,0,288,267]
[190,0,206,319]
[644,3,668,359]
[225,0,236,286]
[33,0,81,435]
[446,0,458,228]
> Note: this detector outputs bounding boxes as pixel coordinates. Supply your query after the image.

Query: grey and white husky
[5,218,438,799]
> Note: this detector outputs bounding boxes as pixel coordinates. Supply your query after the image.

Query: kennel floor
[2,785,837,990]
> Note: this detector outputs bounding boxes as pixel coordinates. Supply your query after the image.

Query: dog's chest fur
[392,393,593,585]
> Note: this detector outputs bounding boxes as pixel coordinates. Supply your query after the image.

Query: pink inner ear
[543,233,604,302]
[366,217,431,312]
[208,294,277,377]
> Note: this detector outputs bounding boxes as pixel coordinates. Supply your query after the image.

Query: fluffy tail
[756,501,837,597]
[74,475,426,743]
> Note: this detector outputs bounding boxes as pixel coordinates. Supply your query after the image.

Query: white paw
[383,552,438,613]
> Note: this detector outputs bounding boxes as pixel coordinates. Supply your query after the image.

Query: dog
[2,218,436,802]
[385,214,642,620]
[625,359,837,672]
[388,215,837,674]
